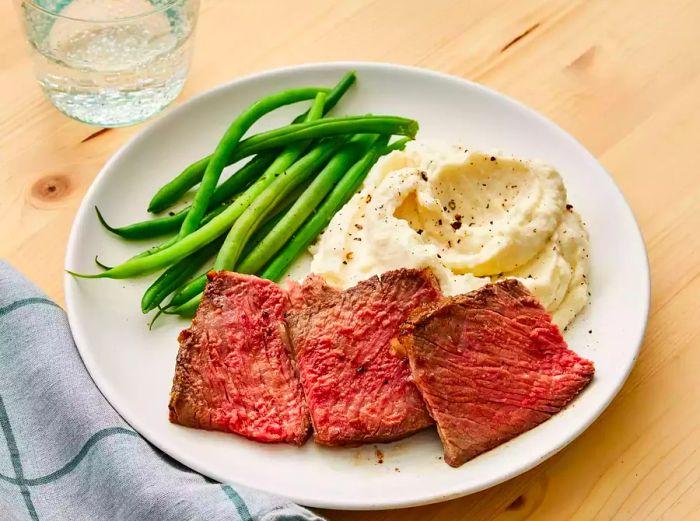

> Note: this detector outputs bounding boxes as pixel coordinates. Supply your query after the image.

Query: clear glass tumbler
[19,0,200,127]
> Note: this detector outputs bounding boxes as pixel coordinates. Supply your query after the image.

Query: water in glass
[21,0,199,127]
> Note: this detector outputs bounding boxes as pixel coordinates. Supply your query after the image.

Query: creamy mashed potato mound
[309,141,590,328]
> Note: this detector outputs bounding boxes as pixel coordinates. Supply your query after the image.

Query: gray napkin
[0,262,323,521]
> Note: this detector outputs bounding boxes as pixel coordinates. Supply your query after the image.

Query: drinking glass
[19,0,200,127]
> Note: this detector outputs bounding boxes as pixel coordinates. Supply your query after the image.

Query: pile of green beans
[69,71,419,323]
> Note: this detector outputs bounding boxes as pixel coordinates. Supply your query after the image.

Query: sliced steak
[169,271,310,445]
[286,268,441,446]
[396,279,594,467]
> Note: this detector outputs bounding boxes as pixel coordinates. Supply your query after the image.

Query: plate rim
[64,60,650,510]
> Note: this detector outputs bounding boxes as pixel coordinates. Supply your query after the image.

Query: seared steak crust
[286,268,441,446]
[169,271,310,445]
[397,279,594,467]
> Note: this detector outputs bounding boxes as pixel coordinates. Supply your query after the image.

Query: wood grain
[1,0,699,519]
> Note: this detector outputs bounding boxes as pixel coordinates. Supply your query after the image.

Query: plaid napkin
[0,262,323,521]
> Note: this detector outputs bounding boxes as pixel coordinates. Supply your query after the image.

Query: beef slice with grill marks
[169,271,310,445]
[396,279,594,467]
[285,268,441,446]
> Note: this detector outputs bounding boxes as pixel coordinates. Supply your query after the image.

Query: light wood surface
[2,1,699,519]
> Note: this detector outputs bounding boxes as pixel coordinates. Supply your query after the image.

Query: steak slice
[285,268,441,446]
[169,271,310,445]
[396,279,594,467]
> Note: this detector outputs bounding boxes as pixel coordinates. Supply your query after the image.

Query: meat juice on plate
[21,0,198,126]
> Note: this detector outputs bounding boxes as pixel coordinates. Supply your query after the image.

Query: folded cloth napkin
[0,262,323,521]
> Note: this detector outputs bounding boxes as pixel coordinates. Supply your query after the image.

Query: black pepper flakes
[448,199,457,210]
[354,223,363,230]
[566,204,574,211]
[416,229,424,235]
[365,194,372,204]
[420,171,428,181]
[437,219,443,226]
[451,221,462,230]
[490,156,496,161]
[454,214,462,221]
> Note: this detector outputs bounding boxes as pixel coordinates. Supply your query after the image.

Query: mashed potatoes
[309,141,590,329]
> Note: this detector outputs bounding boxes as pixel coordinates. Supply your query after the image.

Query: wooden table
[2,0,699,519]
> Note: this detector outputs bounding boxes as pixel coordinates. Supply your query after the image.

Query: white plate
[64,62,649,510]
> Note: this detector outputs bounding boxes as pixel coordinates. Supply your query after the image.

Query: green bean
[384,136,412,153]
[178,88,330,238]
[140,237,223,313]
[261,135,390,282]
[241,208,287,257]
[239,180,309,259]
[67,140,349,280]
[208,154,277,209]
[166,291,201,317]
[164,273,206,311]
[96,206,182,240]
[148,72,356,213]
[94,256,112,270]
[130,200,230,259]
[291,71,356,124]
[237,134,377,275]
[96,154,275,240]
[225,114,414,158]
